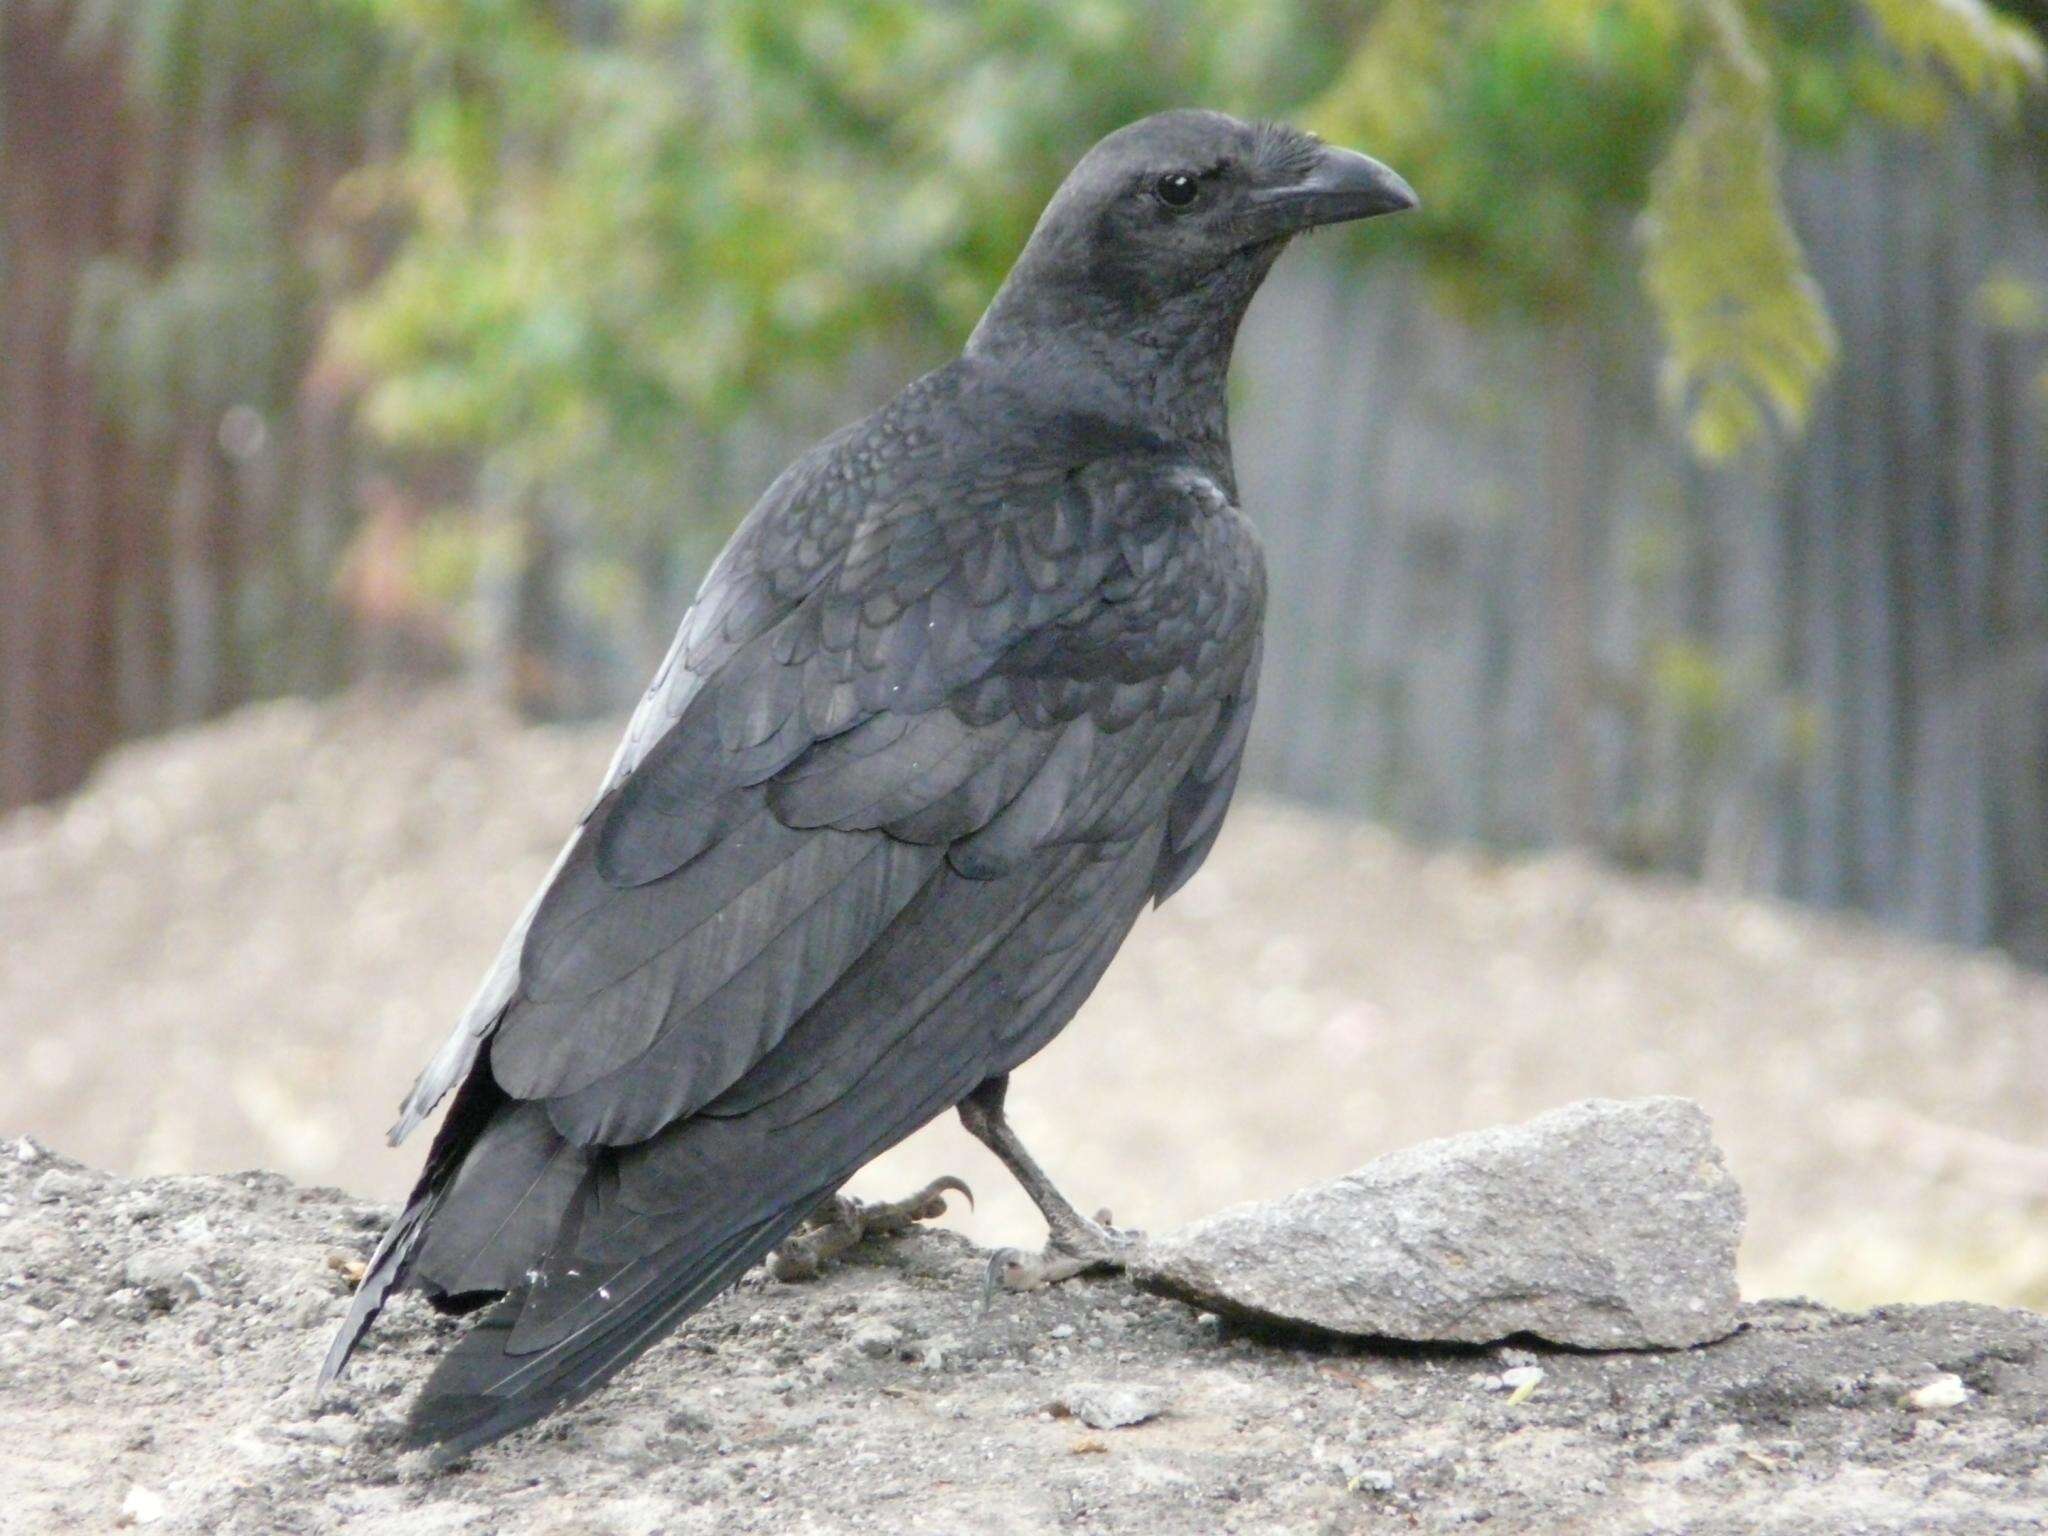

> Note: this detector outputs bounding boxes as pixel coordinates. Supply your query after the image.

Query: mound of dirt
[5,686,2047,1305]
[2,1143,2043,1535]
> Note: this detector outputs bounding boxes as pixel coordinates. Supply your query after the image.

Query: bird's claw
[867,1175,975,1232]
[979,1208,1145,1311]
[1049,1206,1146,1267]
[768,1176,972,1283]
[979,1247,1095,1309]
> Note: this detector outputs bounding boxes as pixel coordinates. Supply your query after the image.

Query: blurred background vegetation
[2,0,2045,949]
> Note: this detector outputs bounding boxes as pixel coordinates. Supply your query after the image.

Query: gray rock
[848,1320,904,1359]
[122,1246,206,1309]
[31,1168,94,1204]
[1059,1383,1162,1429]
[1132,1097,1743,1349]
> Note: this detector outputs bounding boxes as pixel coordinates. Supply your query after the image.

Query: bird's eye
[1154,172,1200,209]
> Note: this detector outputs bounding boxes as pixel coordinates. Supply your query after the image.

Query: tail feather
[319,1194,432,1388]
[321,1064,511,1388]
[409,1103,594,1297]
[399,1204,811,1458]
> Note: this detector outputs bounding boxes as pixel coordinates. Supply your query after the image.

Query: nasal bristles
[1252,120,1322,182]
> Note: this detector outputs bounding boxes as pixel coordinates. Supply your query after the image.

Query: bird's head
[1029,109,1415,280]
[969,110,1415,419]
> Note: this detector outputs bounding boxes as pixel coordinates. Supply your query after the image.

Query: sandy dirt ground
[3,1146,2044,1535]
[4,686,2047,1306]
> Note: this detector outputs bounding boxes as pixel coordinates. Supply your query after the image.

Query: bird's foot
[981,1207,1145,1306]
[767,1177,972,1283]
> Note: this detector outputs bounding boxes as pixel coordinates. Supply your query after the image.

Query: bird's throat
[968,242,1284,484]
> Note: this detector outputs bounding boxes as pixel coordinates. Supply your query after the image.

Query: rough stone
[1059,1383,1163,1429]
[121,1246,206,1309]
[847,1320,904,1359]
[1132,1096,1743,1348]
[31,1168,95,1203]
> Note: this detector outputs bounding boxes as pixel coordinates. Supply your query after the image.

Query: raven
[323,109,1415,1458]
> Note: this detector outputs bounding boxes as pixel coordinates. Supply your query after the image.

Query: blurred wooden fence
[1234,125,2048,957]
[0,6,364,810]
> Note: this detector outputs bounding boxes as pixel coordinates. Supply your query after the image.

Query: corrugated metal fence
[1232,124,2048,957]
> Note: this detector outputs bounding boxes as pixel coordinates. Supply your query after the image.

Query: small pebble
[119,1485,165,1526]
[32,1170,93,1204]
[1060,1383,1162,1430]
[123,1248,205,1309]
[849,1321,903,1359]
[1904,1374,1968,1411]
[1500,1365,1545,1404]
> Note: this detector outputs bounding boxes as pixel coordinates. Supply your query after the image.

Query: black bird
[322,108,1415,1458]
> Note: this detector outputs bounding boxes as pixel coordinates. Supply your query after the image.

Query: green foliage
[1642,2,1838,458]
[1862,0,2044,108]
[73,137,311,442]
[64,0,2048,528]
[1315,0,1691,314]
[60,0,386,445]
[1315,0,2041,458]
[331,2,1349,503]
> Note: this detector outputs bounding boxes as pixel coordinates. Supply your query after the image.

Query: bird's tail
[399,1200,818,1459]
[319,1191,435,1388]
[319,1064,510,1388]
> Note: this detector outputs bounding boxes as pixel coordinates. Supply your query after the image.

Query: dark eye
[1154,172,1199,208]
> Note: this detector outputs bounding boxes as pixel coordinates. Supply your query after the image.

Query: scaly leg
[957,1076,1142,1300]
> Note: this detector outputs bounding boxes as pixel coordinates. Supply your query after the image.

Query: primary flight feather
[323,108,1414,1458]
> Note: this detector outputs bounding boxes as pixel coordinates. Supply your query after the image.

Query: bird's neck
[966,249,1282,490]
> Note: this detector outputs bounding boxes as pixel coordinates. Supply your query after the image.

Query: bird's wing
[386,432,860,1145]
[330,414,1264,1453]
[481,452,1184,1138]
[1154,630,1260,902]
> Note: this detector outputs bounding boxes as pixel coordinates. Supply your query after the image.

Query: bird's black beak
[1249,145,1418,235]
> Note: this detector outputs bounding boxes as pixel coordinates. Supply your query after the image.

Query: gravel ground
[4,686,2048,1305]
[3,1143,2044,1536]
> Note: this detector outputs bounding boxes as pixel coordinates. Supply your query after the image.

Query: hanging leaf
[1859,0,2046,112]
[1309,0,1456,151]
[1641,1,1838,460]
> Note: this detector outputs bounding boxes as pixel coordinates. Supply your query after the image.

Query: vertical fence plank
[1237,122,2047,953]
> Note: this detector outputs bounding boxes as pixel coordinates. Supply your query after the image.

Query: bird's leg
[958,1076,1143,1299]
[767,1177,972,1283]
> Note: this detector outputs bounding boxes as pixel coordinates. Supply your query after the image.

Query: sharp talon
[981,1249,1012,1312]
[865,1174,975,1232]
[893,1175,972,1222]
[981,1247,1036,1311]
